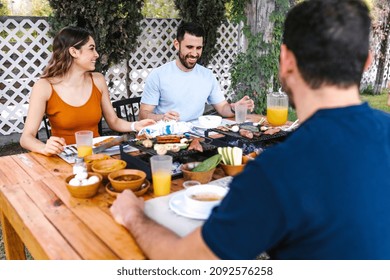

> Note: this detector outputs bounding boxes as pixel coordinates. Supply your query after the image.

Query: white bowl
[198,115,222,128]
[184,184,228,216]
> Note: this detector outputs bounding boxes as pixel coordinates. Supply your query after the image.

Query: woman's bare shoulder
[91,72,105,82]
[31,78,53,99]
[91,72,108,91]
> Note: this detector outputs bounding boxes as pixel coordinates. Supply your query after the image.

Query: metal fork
[63,146,77,158]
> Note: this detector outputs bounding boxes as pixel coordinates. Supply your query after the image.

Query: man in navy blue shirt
[111,0,390,259]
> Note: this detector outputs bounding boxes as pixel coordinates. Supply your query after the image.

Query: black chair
[112,97,141,122]
[23,115,51,140]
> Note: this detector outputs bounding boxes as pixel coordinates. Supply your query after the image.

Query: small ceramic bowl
[198,115,222,128]
[184,184,228,216]
[181,162,215,184]
[220,163,245,176]
[105,179,151,197]
[84,154,111,171]
[91,159,127,180]
[182,180,201,189]
[108,169,146,192]
[65,172,103,199]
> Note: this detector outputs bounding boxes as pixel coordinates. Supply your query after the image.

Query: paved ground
[0,141,27,157]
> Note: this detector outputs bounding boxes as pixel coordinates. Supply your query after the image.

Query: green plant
[174,0,229,66]
[32,0,52,16]
[228,0,290,114]
[0,0,10,15]
[47,0,143,74]
[142,0,179,18]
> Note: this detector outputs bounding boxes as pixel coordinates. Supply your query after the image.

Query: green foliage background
[174,0,229,66]
[142,0,179,18]
[0,0,10,15]
[48,0,144,74]
[229,0,290,114]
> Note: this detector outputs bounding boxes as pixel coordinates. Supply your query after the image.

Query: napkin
[144,176,233,237]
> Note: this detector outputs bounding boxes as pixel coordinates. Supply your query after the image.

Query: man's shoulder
[154,60,176,72]
[147,61,175,78]
[194,63,213,73]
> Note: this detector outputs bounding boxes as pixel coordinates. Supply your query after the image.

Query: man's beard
[178,49,199,70]
[280,76,295,109]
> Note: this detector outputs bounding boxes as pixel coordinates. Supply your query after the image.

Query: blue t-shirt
[141,61,225,121]
[202,103,390,259]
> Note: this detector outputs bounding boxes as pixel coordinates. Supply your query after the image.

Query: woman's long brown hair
[41,26,92,79]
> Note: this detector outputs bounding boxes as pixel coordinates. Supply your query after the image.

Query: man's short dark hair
[283,0,371,89]
[176,22,205,42]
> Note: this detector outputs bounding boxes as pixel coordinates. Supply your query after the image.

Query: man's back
[203,103,390,259]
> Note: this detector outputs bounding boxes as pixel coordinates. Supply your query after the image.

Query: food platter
[125,136,218,159]
[205,122,290,144]
[191,118,235,130]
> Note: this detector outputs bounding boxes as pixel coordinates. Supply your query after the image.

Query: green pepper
[192,154,222,172]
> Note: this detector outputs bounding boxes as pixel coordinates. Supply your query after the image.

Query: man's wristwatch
[230,103,235,114]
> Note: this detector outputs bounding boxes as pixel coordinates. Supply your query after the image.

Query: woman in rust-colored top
[21,26,155,156]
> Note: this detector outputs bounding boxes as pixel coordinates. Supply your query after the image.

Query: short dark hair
[176,22,205,42]
[283,0,371,89]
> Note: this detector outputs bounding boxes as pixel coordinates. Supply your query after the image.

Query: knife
[92,134,131,154]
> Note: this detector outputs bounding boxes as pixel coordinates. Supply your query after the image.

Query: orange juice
[152,171,171,196]
[77,145,93,157]
[267,107,288,126]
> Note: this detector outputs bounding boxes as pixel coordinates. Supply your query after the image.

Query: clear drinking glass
[235,103,248,123]
[150,155,172,196]
[75,130,93,157]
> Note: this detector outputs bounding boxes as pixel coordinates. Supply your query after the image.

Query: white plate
[169,192,209,220]
[190,118,235,130]
[191,120,218,130]
[93,136,128,152]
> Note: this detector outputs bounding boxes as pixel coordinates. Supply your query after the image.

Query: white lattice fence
[1,17,240,135]
[361,31,390,90]
[1,17,52,135]
[1,16,388,136]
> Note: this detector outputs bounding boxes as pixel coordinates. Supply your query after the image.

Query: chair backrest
[24,115,104,139]
[23,115,51,140]
[112,97,141,122]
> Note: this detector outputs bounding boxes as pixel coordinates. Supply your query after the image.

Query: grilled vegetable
[192,154,222,172]
[218,147,243,166]
[239,124,259,133]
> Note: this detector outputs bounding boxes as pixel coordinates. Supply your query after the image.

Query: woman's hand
[42,136,66,156]
[135,119,156,131]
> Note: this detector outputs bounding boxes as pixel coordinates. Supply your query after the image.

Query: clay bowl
[84,154,111,171]
[91,159,127,180]
[108,169,147,192]
[220,163,245,176]
[181,162,215,184]
[106,179,151,197]
[65,172,103,199]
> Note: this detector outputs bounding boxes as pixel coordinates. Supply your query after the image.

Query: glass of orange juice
[75,130,93,157]
[150,155,172,196]
[267,91,289,126]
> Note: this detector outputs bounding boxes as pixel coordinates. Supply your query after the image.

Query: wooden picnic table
[0,150,229,260]
[0,114,277,260]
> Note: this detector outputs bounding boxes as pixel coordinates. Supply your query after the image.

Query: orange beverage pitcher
[267,90,289,126]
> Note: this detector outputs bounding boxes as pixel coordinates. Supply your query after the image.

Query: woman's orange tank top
[46,76,102,144]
